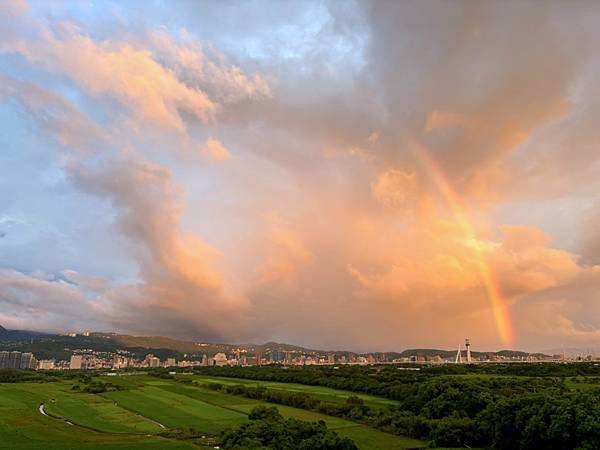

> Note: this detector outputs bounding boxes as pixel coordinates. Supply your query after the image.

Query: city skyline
[4,326,584,372]
[1,1,600,352]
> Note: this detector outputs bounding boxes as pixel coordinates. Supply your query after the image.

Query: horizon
[0,322,583,356]
[2,1,600,352]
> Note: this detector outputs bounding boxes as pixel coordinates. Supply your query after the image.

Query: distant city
[2,329,598,372]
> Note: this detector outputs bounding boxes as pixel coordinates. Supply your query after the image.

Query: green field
[0,382,196,449]
[191,374,399,409]
[0,375,426,450]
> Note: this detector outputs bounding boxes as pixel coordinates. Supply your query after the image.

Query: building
[8,351,21,369]
[166,357,176,367]
[0,351,36,369]
[0,351,9,368]
[213,353,228,366]
[70,355,83,370]
[38,360,55,370]
[143,354,161,368]
[288,351,299,365]
[20,352,37,370]
[112,355,128,369]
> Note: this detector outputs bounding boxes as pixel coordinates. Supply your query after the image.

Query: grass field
[0,375,427,449]
[191,374,398,409]
[0,382,197,449]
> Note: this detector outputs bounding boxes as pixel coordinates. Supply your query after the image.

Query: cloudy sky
[1,0,600,352]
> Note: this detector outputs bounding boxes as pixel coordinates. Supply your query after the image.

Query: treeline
[195,363,600,397]
[0,368,109,384]
[196,375,600,448]
[0,369,28,383]
[220,405,357,449]
[372,379,600,449]
[201,381,370,419]
[70,374,123,393]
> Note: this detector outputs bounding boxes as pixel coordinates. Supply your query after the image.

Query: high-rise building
[70,355,83,370]
[0,351,9,368]
[19,352,36,370]
[8,351,21,369]
[0,351,36,369]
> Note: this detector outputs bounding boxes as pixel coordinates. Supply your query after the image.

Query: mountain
[0,326,551,361]
[0,326,48,341]
[97,333,324,355]
[0,329,326,361]
[400,348,551,359]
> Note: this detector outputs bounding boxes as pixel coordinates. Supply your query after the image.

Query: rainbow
[413,143,514,346]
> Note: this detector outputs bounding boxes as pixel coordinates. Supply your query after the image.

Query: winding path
[111,401,166,429]
[135,412,166,429]
[38,402,164,431]
[38,404,74,426]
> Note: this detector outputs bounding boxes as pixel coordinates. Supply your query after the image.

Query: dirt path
[38,403,166,433]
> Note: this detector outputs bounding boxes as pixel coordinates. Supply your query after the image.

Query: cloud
[69,157,230,294]
[201,138,232,161]
[0,0,28,17]
[0,268,104,332]
[15,28,216,131]
[371,169,418,212]
[0,154,252,340]
[1,1,600,351]
[254,214,313,286]
[577,201,600,265]
[0,74,105,151]
[148,29,271,104]
[0,14,269,134]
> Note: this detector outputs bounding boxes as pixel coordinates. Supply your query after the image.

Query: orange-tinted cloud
[1,1,600,352]
[201,138,232,161]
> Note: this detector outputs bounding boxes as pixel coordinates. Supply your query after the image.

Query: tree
[220,406,358,450]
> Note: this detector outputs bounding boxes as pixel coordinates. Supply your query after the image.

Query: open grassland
[0,375,426,450]
[103,375,426,449]
[102,384,249,434]
[564,376,600,391]
[0,382,197,449]
[191,374,398,409]
[146,378,425,449]
[39,382,161,433]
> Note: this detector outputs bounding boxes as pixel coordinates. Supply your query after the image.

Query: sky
[1,0,600,352]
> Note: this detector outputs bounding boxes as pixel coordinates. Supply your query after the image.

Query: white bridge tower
[465,338,472,363]
[455,338,472,363]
